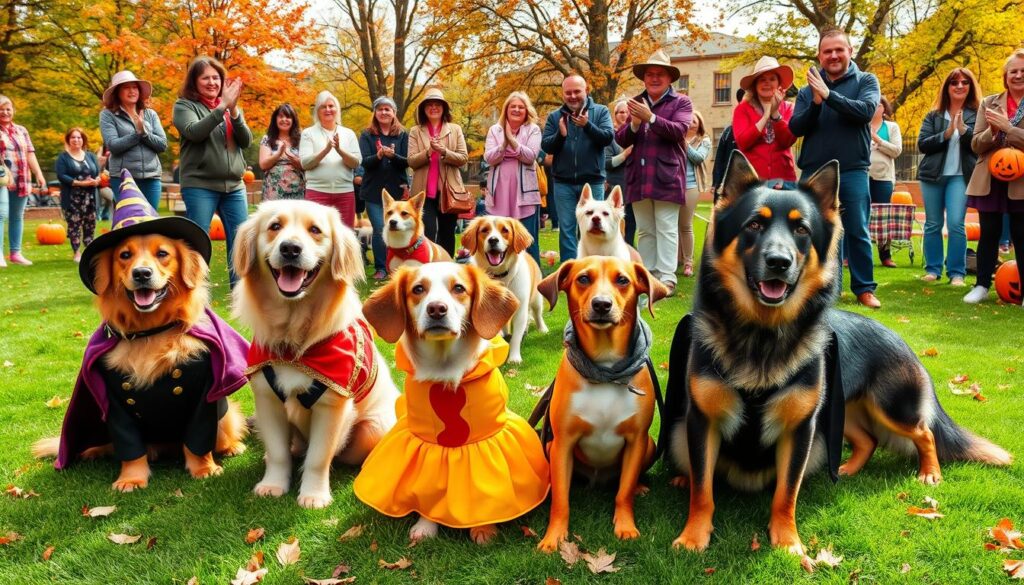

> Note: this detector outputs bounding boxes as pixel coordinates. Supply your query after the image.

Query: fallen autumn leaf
[107,533,142,545]
[276,537,300,566]
[379,557,413,570]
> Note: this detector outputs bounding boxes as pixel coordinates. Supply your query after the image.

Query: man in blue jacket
[790,28,882,308]
[542,74,615,261]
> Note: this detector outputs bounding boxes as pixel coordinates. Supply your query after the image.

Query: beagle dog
[534,256,668,552]
[462,216,548,364]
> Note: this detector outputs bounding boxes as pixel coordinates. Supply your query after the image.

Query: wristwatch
[770,114,782,122]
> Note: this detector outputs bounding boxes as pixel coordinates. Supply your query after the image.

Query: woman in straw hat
[408,87,469,256]
[732,56,798,188]
[99,70,168,210]
[615,49,693,294]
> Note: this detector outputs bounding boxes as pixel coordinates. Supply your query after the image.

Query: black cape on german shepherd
[660,153,1012,555]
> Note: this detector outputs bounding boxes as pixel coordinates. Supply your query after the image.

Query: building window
[676,74,689,94]
[713,72,731,105]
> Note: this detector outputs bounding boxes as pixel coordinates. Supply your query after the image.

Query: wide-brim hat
[632,49,681,83]
[739,56,795,92]
[79,169,211,294]
[416,87,450,123]
[102,70,153,105]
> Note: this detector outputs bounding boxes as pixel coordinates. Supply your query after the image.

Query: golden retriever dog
[462,216,547,364]
[34,233,249,492]
[233,200,399,509]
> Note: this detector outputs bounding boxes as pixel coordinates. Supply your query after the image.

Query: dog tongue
[759,280,788,300]
[486,252,503,266]
[277,267,307,293]
[134,289,157,306]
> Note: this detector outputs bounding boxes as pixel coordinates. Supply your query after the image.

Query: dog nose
[389,219,398,229]
[591,296,612,315]
[487,236,499,246]
[132,267,152,283]
[280,240,302,260]
[765,251,793,272]
[427,301,448,320]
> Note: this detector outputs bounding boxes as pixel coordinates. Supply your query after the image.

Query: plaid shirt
[615,88,692,204]
[1,123,36,197]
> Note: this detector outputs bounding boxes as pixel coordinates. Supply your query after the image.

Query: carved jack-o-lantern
[989,147,1024,182]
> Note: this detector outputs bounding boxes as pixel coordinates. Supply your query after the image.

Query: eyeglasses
[949,80,971,87]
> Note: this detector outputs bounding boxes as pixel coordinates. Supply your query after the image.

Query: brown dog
[534,257,668,552]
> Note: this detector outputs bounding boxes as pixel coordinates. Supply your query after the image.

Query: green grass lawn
[1,209,1023,584]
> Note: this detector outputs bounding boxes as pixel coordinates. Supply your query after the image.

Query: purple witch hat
[78,169,212,294]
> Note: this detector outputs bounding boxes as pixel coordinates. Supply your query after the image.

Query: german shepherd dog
[662,153,1012,555]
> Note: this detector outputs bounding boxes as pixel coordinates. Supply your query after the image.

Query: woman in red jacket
[732,56,797,188]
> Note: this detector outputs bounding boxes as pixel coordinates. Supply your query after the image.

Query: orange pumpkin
[890,191,914,205]
[36,222,67,245]
[965,222,981,241]
[209,215,226,240]
[989,147,1024,182]
[995,260,1021,304]
[242,167,256,184]
[99,170,110,188]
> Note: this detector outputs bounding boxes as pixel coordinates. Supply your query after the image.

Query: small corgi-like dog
[534,256,668,552]
[383,189,452,274]
[576,184,641,262]
[462,216,547,365]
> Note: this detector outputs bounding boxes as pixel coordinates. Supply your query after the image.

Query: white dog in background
[576,185,641,262]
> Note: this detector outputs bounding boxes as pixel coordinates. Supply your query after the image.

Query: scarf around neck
[562,318,652,387]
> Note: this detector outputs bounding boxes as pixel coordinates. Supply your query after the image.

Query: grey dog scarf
[562,318,653,389]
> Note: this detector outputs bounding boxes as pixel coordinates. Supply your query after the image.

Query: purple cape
[55,308,250,469]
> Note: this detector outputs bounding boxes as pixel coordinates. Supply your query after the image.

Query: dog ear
[363,269,408,343]
[577,183,592,207]
[510,219,533,254]
[328,208,365,284]
[633,262,669,318]
[382,188,395,208]
[462,217,481,255]
[537,260,575,311]
[718,151,760,210]
[179,243,209,290]
[409,191,426,213]
[609,185,624,208]
[469,264,519,340]
[800,160,840,213]
[91,249,114,295]
[232,213,261,279]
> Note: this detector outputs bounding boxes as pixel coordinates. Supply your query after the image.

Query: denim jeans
[552,181,604,261]
[4,188,28,254]
[519,211,540,264]
[920,176,967,279]
[181,187,248,286]
[109,176,162,211]
[869,179,894,262]
[364,200,386,272]
[810,169,875,295]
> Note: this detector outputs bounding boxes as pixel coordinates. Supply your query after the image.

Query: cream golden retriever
[232,200,399,509]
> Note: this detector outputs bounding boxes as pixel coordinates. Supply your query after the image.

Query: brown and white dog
[232,200,399,509]
[383,189,452,274]
[462,216,547,364]
[575,184,641,262]
[534,256,668,552]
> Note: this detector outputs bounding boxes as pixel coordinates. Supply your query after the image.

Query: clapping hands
[806,68,830,104]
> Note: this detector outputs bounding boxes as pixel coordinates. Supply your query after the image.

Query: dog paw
[112,477,148,492]
[297,492,333,509]
[669,475,689,489]
[634,484,650,496]
[409,518,439,542]
[917,470,942,485]
[253,482,288,498]
[614,523,640,540]
[189,462,224,479]
[672,525,712,552]
[470,524,498,545]
[507,354,523,365]
[837,463,855,476]
[537,531,566,553]
[218,442,247,457]
[769,523,804,556]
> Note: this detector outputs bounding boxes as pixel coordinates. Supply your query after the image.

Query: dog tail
[31,437,60,459]
[931,404,1013,465]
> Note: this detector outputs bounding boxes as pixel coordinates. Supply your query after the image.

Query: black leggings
[976,210,1024,289]
[422,194,458,256]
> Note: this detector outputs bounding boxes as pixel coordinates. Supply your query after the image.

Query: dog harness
[246,319,378,408]
[386,235,432,270]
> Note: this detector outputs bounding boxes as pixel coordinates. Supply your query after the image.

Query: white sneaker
[963,286,989,304]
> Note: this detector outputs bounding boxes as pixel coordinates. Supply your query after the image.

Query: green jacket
[172,98,253,192]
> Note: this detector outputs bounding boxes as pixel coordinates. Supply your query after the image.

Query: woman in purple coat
[615,50,693,294]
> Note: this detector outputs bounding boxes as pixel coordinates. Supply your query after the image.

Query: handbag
[440,177,474,215]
